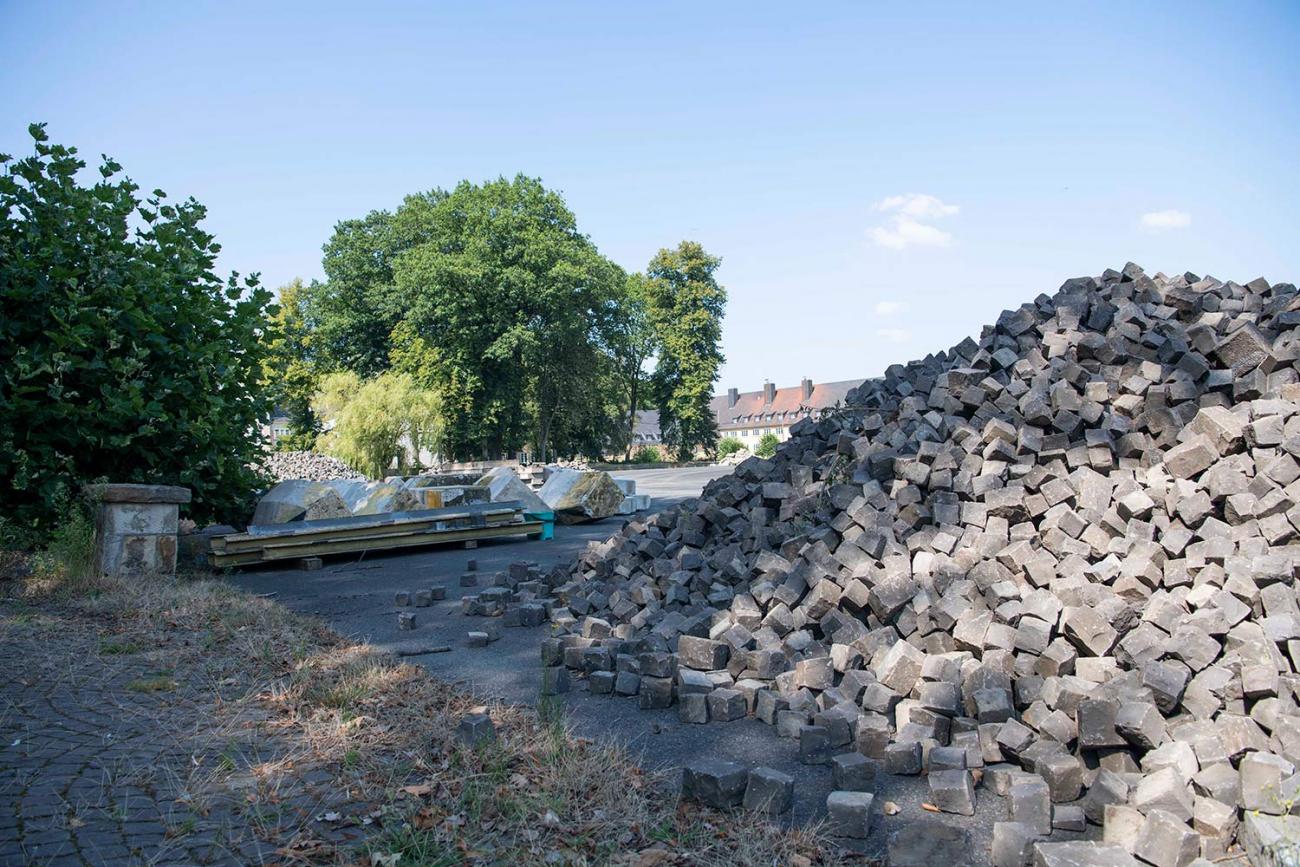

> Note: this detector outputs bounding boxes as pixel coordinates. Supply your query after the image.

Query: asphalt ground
[228,466,1074,863]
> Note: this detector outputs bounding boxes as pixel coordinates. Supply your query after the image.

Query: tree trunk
[625,374,640,461]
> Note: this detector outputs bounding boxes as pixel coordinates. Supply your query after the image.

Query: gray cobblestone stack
[544,265,1300,859]
[265,450,366,482]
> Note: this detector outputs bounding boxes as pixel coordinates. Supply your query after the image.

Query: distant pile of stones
[543,264,1300,864]
[265,450,365,483]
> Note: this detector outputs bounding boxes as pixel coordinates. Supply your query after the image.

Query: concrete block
[831,752,877,792]
[743,767,794,814]
[707,688,746,722]
[638,675,672,709]
[456,712,496,747]
[1133,809,1199,867]
[678,692,709,724]
[1010,777,1052,836]
[1032,841,1142,867]
[993,821,1042,867]
[826,790,874,838]
[929,768,975,816]
[799,725,833,765]
[682,759,747,808]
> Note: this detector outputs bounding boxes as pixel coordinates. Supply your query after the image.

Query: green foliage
[717,437,744,458]
[632,445,663,464]
[608,273,660,460]
[645,242,727,461]
[310,210,413,377]
[754,432,780,459]
[32,499,95,583]
[315,371,442,477]
[0,124,273,537]
[304,176,628,461]
[262,278,320,445]
[273,431,319,452]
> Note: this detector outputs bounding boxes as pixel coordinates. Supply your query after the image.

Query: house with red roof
[709,377,862,449]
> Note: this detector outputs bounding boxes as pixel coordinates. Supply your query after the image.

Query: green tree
[0,124,273,536]
[314,371,442,477]
[608,273,660,460]
[632,445,663,464]
[263,278,320,448]
[645,241,727,460]
[308,208,425,377]
[717,437,744,458]
[755,432,780,459]
[390,176,625,461]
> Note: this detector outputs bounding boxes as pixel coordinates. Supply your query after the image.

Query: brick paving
[0,602,374,866]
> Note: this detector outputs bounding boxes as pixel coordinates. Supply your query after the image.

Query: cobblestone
[0,599,379,865]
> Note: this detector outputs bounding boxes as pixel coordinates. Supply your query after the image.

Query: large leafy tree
[0,124,273,536]
[307,176,626,461]
[645,241,727,460]
[307,209,419,377]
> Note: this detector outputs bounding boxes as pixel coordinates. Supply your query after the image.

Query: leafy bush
[274,431,319,453]
[33,504,95,584]
[717,437,744,458]
[754,433,780,459]
[633,445,663,464]
[0,124,274,539]
[17,496,99,595]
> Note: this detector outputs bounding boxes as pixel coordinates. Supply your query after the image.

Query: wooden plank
[213,502,525,553]
[215,514,522,554]
[211,520,544,568]
[230,500,525,539]
[214,521,542,567]
[251,518,524,554]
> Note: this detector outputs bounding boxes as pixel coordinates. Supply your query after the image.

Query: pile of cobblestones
[543,264,1300,865]
[265,450,365,482]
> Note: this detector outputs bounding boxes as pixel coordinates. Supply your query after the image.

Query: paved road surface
[230,466,1017,863]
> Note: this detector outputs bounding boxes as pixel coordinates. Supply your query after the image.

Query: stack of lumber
[211,501,542,567]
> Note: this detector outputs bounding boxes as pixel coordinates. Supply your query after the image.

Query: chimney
[727,387,739,408]
[763,380,776,405]
[801,377,814,401]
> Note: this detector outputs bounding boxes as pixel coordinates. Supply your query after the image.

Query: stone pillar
[84,484,191,578]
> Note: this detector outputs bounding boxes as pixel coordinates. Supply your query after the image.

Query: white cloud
[869,218,953,249]
[874,300,906,316]
[875,327,911,343]
[868,193,958,249]
[875,193,960,220]
[1140,209,1191,230]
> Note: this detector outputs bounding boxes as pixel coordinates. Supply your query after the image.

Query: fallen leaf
[315,811,342,823]
[399,783,432,798]
[541,809,561,828]
[791,856,812,867]
[882,800,900,815]
[277,838,333,857]
[920,802,940,813]
[371,853,401,867]
[636,849,672,867]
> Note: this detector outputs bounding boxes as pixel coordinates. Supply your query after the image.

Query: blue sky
[3,1,1298,391]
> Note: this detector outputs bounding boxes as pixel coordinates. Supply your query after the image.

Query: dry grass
[257,636,833,865]
[1,563,837,866]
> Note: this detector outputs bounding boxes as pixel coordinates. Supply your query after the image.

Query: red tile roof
[711,379,862,430]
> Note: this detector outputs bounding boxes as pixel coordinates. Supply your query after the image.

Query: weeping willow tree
[314,371,442,477]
